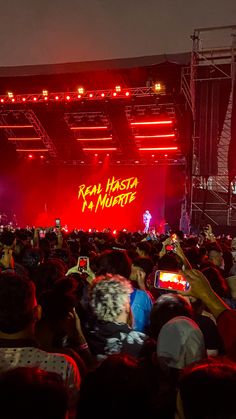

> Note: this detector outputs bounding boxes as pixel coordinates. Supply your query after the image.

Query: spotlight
[101,93,105,97]
[89,93,93,98]
[115,86,121,92]
[7,92,13,98]
[22,98,26,102]
[0,99,4,103]
[55,96,59,100]
[40,155,44,159]
[154,83,161,92]
[66,95,70,100]
[113,92,117,97]
[42,90,48,96]
[33,97,37,101]
[28,154,33,159]
[78,87,84,94]
[125,91,130,97]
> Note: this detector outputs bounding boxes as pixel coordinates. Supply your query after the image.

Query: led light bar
[139,147,178,151]
[131,120,173,126]
[135,134,175,139]
[71,126,108,130]
[0,125,33,128]
[16,149,49,152]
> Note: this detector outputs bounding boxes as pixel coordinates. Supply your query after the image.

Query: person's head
[208,249,224,268]
[130,256,154,285]
[33,260,66,299]
[0,367,68,419]
[178,358,236,419]
[201,266,229,298]
[149,293,193,339]
[158,253,181,271]
[157,316,205,370]
[0,272,40,335]
[231,237,236,251]
[38,277,77,325]
[90,274,132,323]
[21,247,42,274]
[136,241,152,257]
[78,354,145,419]
[95,249,131,279]
[0,230,16,248]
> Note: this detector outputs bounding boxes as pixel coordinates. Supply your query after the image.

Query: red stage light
[139,147,178,151]
[130,120,173,126]
[33,97,37,101]
[40,155,44,159]
[115,86,121,92]
[135,134,175,139]
[89,94,93,98]
[55,96,59,100]
[77,94,81,99]
[22,98,26,102]
[28,154,33,159]
[66,95,70,100]
[0,99,4,103]
[125,92,130,97]
[113,229,117,235]
[94,153,98,157]
[71,126,108,130]
[44,96,48,101]
[11,98,15,102]
[113,92,117,97]
[106,153,110,156]
[101,93,105,97]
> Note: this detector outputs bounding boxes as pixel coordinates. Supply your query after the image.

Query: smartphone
[77,256,89,272]
[154,270,189,292]
[55,218,61,228]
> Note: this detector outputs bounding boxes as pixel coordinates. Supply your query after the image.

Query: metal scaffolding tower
[182,25,236,228]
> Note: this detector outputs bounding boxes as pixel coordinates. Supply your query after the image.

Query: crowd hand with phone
[181,269,229,320]
[66,262,95,284]
[0,246,14,270]
[159,237,172,258]
[173,240,192,270]
[203,224,216,243]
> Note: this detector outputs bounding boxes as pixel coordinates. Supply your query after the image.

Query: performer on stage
[143,210,152,233]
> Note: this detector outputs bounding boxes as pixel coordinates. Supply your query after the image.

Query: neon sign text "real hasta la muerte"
[78,176,139,212]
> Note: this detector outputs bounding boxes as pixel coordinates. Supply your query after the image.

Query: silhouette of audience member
[177,358,236,419]
[0,367,69,419]
[86,274,147,358]
[0,271,81,418]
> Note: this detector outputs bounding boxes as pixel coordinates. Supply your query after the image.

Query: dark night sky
[0,0,235,66]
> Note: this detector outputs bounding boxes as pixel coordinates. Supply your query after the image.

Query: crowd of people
[1,223,236,418]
